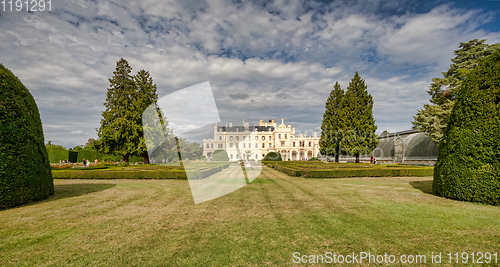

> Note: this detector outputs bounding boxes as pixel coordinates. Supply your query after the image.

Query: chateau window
[300,141,305,147]
[243,136,246,140]
[211,144,213,148]
[236,143,239,148]
[255,136,258,141]
[218,144,223,148]
[255,143,258,148]
[278,134,281,139]
[281,141,285,146]
[219,136,222,140]
[206,144,210,148]
[236,154,239,159]
[230,143,233,148]
[309,142,312,147]
[230,136,233,141]
[262,136,265,140]
[262,143,265,148]
[269,136,272,140]
[231,154,233,159]
[293,142,296,147]
[269,143,271,147]
[236,136,239,141]
[243,143,246,148]
[285,134,287,138]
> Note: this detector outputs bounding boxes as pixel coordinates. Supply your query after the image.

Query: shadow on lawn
[50,183,116,201]
[409,179,436,195]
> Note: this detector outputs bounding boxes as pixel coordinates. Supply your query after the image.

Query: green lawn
[1,167,499,266]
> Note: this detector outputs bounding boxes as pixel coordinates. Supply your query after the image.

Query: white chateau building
[203,119,320,161]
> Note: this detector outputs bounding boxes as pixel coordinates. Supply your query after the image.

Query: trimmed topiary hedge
[212,149,229,161]
[263,152,282,161]
[48,148,70,163]
[433,50,500,206]
[0,64,54,209]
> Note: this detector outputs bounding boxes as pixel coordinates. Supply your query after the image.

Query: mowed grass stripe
[0,168,499,266]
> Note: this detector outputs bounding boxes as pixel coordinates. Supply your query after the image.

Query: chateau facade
[203,119,320,161]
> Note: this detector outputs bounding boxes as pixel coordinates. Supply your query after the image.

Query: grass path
[1,167,499,266]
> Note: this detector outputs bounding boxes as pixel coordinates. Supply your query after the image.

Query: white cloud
[70,130,87,135]
[1,0,499,147]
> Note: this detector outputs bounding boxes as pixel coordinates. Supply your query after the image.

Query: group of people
[82,158,98,167]
[370,156,377,164]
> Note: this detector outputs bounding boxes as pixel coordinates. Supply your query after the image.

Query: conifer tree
[340,72,378,163]
[98,58,156,163]
[320,81,344,162]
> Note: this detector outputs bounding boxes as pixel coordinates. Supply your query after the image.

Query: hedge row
[263,161,433,178]
[52,163,231,179]
[52,169,188,179]
[304,168,433,178]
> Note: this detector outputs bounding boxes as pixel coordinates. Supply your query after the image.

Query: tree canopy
[413,39,500,143]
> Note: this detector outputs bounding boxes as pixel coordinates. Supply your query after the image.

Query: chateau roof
[217,126,274,132]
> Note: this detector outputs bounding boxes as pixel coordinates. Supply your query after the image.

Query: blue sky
[1,0,500,147]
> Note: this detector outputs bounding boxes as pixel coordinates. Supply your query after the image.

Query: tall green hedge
[433,50,500,206]
[0,64,54,209]
[48,148,69,163]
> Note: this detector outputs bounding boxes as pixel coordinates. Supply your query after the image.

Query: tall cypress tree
[341,71,378,163]
[134,69,159,164]
[320,81,344,162]
[98,58,141,163]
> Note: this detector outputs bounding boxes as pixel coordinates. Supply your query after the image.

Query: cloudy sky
[2,0,500,147]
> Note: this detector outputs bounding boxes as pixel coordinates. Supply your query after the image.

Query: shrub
[263,152,282,161]
[433,50,500,206]
[0,64,54,209]
[212,149,229,161]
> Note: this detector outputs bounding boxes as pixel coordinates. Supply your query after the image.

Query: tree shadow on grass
[409,180,436,195]
[51,183,116,200]
[2,183,116,210]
